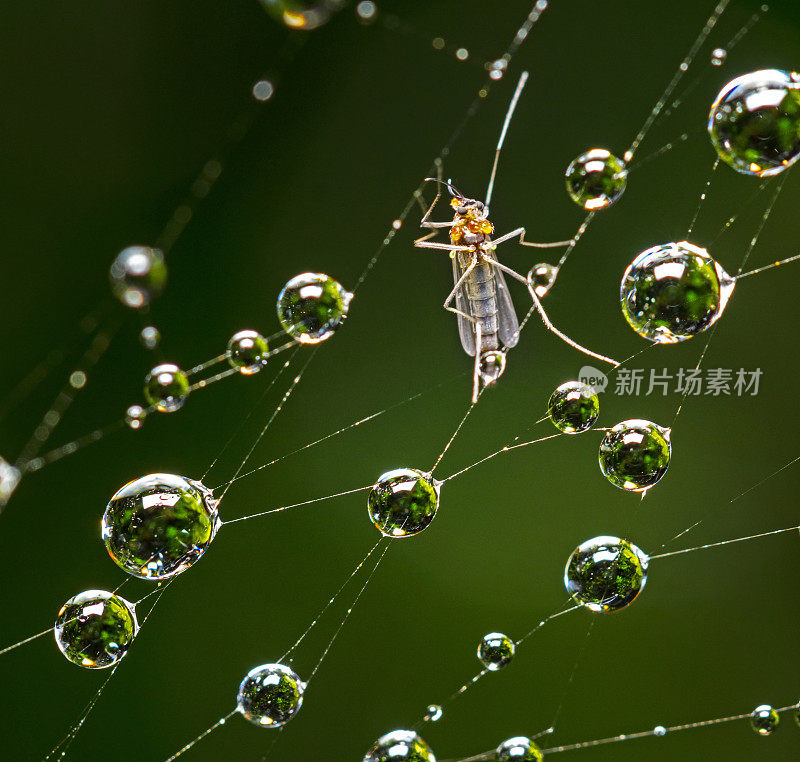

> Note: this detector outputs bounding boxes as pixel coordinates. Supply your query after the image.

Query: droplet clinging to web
[237,663,305,727]
[547,381,600,434]
[277,272,352,344]
[101,474,221,580]
[564,536,649,613]
[363,730,435,762]
[54,590,138,669]
[750,704,780,736]
[598,420,671,493]
[367,468,439,538]
[565,148,627,210]
[109,245,167,309]
[228,330,269,375]
[620,241,734,344]
[708,69,800,177]
[527,262,557,297]
[496,736,544,761]
[143,363,190,413]
[477,631,515,671]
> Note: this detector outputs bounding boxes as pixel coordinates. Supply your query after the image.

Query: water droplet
[143,363,190,413]
[711,47,727,66]
[252,79,275,102]
[599,419,671,492]
[548,381,599,434]
[228,330,269,375]
[277,272,352,344]
[565,148,627,210]
[653,725,667,736]
[69,370,87,389]
[125,405,146,430]
[527,263,557,297]
[708,69,800,177]
[455,48,469,61]
[750,704,780,735]
[237,663,305,727]
[139,325,161,350]
[0,457,21,509]
[363,730,435,762]
[367,468,439,538]
[497,736,544,761]
[620,241,734,343]
[102,474,220,579]
[477,632,515,671]
[356,1,377,22]
[479,350,506,390]
[432,37,445,50]
[54,590,138,668]
[424,704,442,722]
[109,246,167,309]
[487,58,508,81]
[564,536,649,613]
[259,0,344,31]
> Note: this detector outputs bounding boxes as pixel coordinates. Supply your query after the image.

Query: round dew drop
[228,330,269,375]
[237,663,305,728]
[564,536,649,613]
[367,468,440,538]
[478,350,506,389]
[143,363,190,413]
[750,704,780,736]
[259,0,344,31]
[54,590,138,669]
[496,736,544,762]
[363,730,436,762]
[708,69,800,177]
[102,473,220,580]
[599,419,671,492]
[620,241,734,343]
[277,272,352,344]
[565,148,627,210]
[109,245,167,309]
[548,381,600,434]
[477,632,515,671]
[528,263,557,297]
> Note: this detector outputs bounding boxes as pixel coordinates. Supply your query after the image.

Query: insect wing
[494,265,520,349]
[452,256,477,356]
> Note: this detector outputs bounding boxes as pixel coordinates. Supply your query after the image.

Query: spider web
[1,1,799,760]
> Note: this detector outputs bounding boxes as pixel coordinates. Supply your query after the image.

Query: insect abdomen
[465,261,499,351]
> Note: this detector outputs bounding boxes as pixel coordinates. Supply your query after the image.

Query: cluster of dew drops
[6,3,800,761]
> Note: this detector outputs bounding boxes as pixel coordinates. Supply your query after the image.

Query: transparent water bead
[599,419,671,492]
[143,363,190,413]
[54,590,138,669]
[228,330,269,375]
[125,405,146,430]
[237,663,305,727]
[259,0,344,30]
[711,47,727,66]
[564,536,649,613]
[368,468,439,538]
[620,241,734,343]
[548,381,599,434]
[565,148,627,210]
[496,736,544,761]
[363,730,436,762]
[109,245,167,308]
[528,263,557,297]
[750,704,780,736]
[424,704,442,722]
[708,69,800,177]
[277,272,352,344]
[479,350,506,389]
[477,632,515,671]
[139,325,161,350]
[102,473,220,579]
[0,457,21,509]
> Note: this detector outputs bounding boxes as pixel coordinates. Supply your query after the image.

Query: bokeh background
[1,1,799,759]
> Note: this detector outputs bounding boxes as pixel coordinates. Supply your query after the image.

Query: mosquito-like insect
[415,71,619,402]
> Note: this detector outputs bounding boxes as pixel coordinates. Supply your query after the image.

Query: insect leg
[486,258,620,367]
[443,258,477,325]
[491,227,574,248]
[414,238,472,253]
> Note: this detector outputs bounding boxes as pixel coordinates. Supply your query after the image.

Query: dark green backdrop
[1,1,799,760]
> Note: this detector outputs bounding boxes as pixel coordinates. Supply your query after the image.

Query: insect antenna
[423,177,466,199]
[485,70,529,208]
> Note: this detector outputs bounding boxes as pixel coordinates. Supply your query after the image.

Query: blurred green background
[1,1,799,760]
